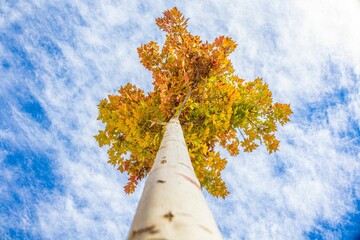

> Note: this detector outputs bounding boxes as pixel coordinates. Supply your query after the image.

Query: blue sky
[1,1,360,239]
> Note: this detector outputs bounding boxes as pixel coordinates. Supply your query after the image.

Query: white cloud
[1,0,359,239]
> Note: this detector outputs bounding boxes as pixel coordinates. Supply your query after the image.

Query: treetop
[95,7,292,198]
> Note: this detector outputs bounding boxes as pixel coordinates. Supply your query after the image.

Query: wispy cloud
[1,0,359,239]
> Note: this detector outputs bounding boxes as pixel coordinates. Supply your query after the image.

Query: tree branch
[150,120,168,127]
[246,117,262,131]
[173,69,200,120]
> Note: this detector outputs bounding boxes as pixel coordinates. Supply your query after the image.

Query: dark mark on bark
[163,211,174,222]
[175,172,201,189]
[131,225,159,238]
[157,180,165,183]
[198,224,213,234]
[179,162,192,170]
[161,159,167,164]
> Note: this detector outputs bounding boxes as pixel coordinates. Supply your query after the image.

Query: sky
[1,0,360,239]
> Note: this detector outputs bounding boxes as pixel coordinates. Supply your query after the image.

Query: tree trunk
[127,118,223,240]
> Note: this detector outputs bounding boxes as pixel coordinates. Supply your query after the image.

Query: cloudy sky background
[1,0,360,239]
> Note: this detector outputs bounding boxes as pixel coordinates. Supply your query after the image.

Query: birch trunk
[127,118,223,240]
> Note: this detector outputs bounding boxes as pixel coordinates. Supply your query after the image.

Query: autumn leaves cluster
[95,7,292,198]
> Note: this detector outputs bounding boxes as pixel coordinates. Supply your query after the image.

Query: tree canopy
[95,7,292,198]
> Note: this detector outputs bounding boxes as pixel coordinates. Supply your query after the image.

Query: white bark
[127,119,223,240]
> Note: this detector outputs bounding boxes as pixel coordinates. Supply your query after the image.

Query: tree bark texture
[127,119,223,240]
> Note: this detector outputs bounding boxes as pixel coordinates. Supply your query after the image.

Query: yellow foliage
[94,7,292,198]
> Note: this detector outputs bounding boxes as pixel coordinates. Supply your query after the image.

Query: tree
[126,118,224,239]
[95,7,292,238]
[95,7,292,198]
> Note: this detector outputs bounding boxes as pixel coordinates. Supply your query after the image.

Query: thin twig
[246,117,261,131]
[239,129,246,140]
[173,70,200,120]
[149,120,168,127]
